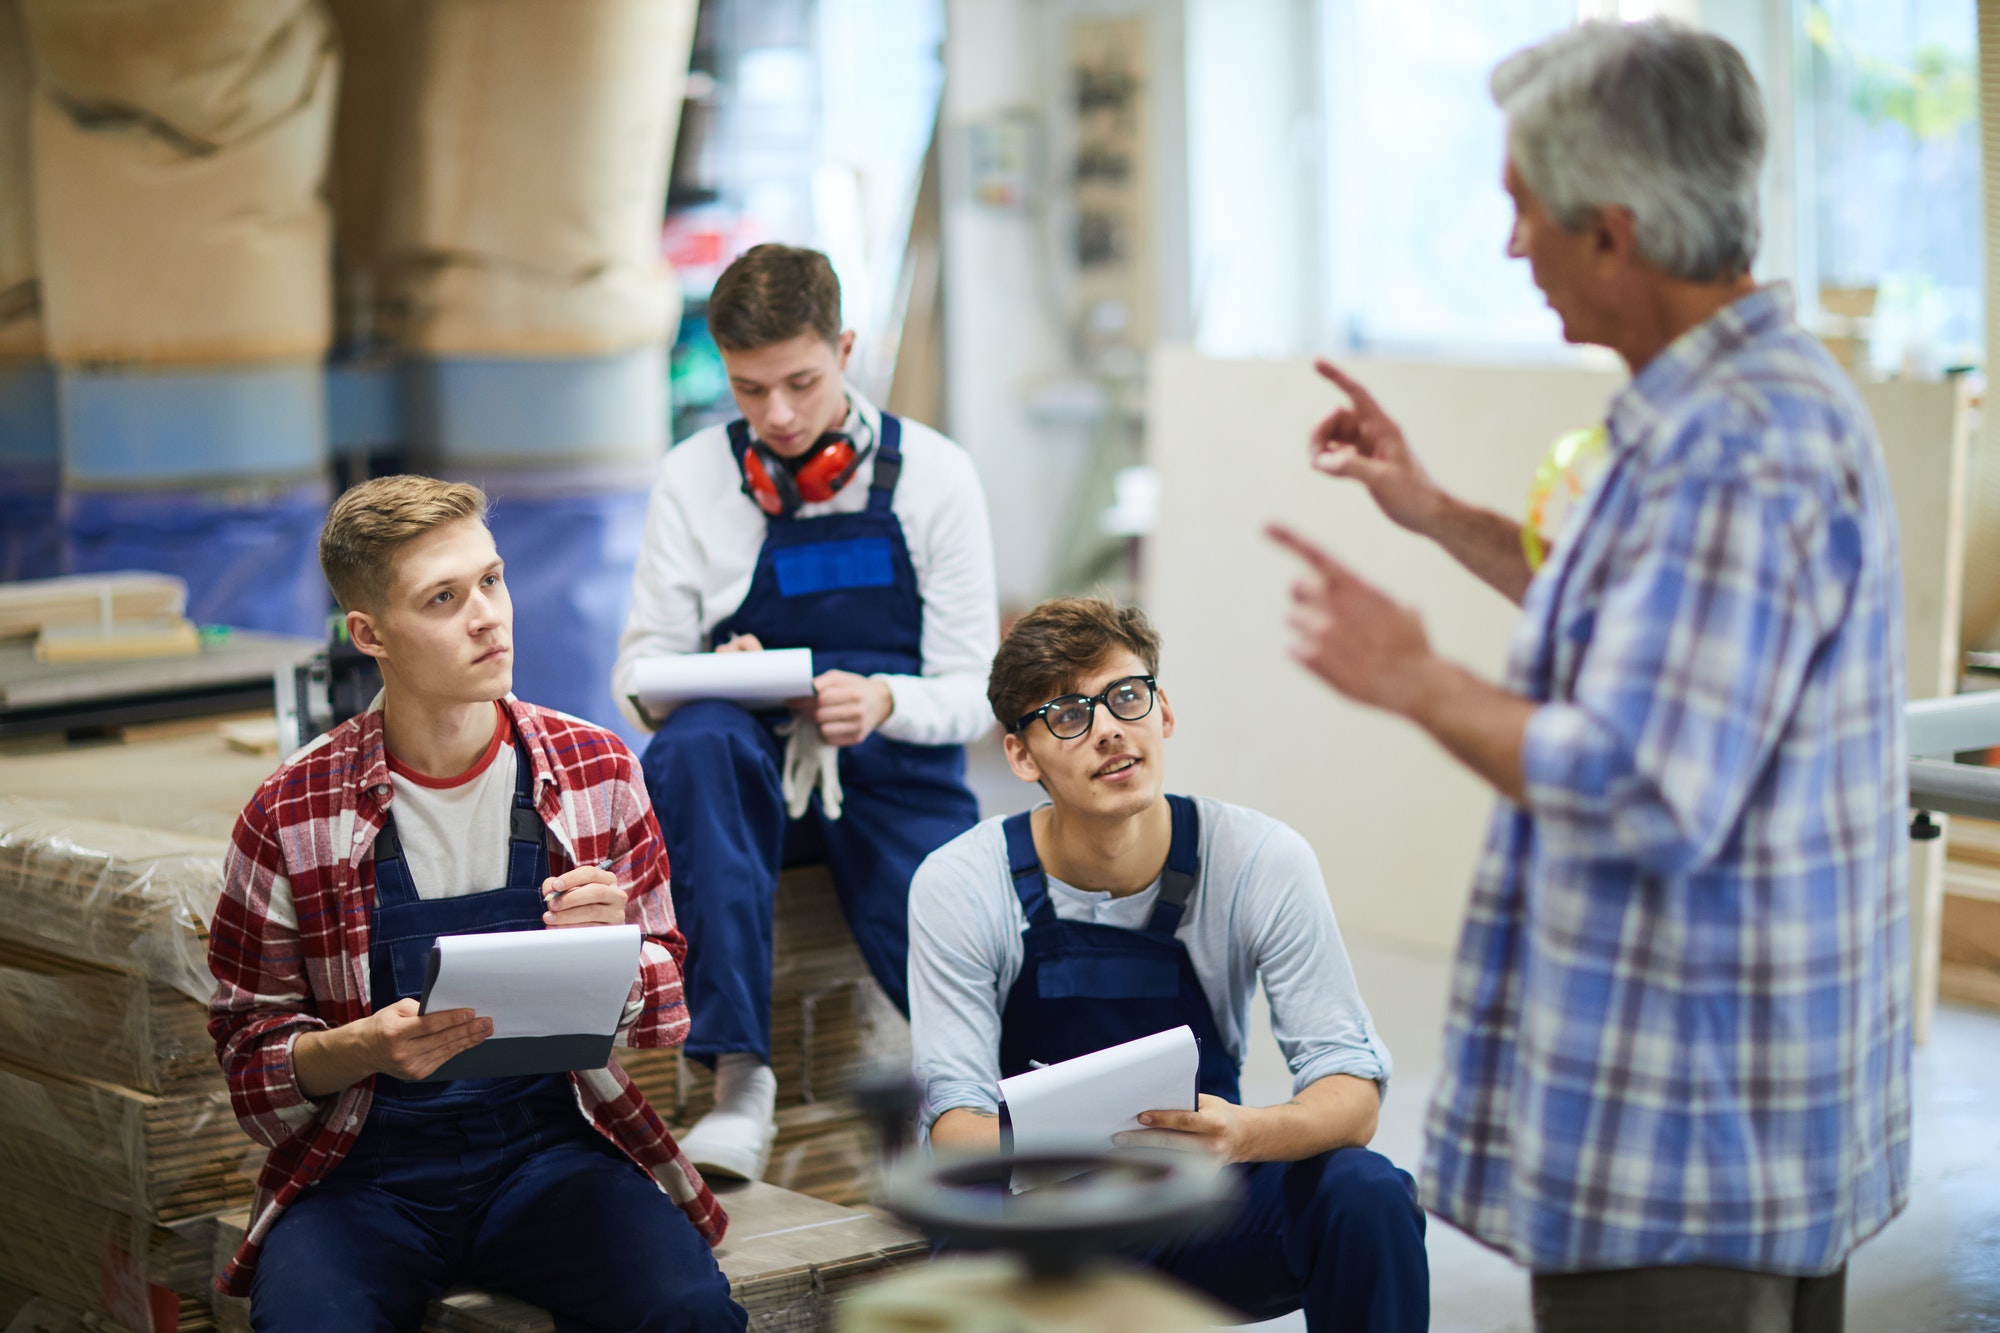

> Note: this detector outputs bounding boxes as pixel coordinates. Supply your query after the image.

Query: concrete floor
[962,737,2000,1332]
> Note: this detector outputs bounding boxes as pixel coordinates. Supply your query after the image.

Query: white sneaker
[681,1054,777,1182]
[679,1106,776,1182]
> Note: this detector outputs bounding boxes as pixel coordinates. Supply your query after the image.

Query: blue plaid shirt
[1422,284,1912,1276]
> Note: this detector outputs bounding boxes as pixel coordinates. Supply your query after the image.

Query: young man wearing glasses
[906,597,1430,1333]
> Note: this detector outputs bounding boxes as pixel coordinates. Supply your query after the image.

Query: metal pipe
[1907,692,2000,757]
[1909,758,2000,820]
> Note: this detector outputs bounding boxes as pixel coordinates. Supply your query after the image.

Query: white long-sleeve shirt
[612,387,999,747]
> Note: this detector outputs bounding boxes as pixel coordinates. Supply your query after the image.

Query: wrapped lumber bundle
[0,1055,255,1225]
[618,868,912,1206]
[0,937,215,1093]
[0,798,224,1001]
[0,1174,217,1333]
[0,799,244,1329]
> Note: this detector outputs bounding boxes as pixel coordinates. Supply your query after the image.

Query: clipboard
[416,925,643,1082]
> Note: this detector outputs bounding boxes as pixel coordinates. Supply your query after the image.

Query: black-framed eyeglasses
[1015,675,1158,740]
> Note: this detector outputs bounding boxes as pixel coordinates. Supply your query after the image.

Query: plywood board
[1144,346,1964,1018]
[1145,348,1617,950]
[0,571,185,641]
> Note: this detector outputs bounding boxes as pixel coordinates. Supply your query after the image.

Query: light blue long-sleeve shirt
[909,796,1393,1135]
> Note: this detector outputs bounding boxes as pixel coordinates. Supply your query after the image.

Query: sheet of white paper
[998,1025,1199,1158]
[629,649,816,712]
[422,926,642,1038]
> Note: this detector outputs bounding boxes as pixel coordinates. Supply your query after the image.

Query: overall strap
[1003,811,1057,926]
[371,812,420,907]
[725,418,754,468]
[1143,795,1201,938]
[866,413,903,514]
[503,738,550,890]
[373,739,548,902]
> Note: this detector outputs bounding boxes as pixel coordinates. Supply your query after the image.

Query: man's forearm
[292,1023,375,1099]
[1404,658,1534,803]
[1421,492,1535,606]
[929,1105,1004,1154]
[1239,1073,1380,1162]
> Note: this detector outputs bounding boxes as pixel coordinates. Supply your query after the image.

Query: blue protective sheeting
[326,357,403,454]
[409,347,667,466]
[485,486,650,748]
[64,482,332,637]
[59,362,324,483]
[0,461,62,582]
[0,364,62,581]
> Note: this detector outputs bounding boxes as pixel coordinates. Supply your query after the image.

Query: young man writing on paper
[208,476,744,1332]
[612,244,999,1181]
[908,598,1429,1333]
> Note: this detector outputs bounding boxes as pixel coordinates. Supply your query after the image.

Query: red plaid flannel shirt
[207,697,726,1297]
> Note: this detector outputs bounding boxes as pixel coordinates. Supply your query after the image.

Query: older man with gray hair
[1270,20,1909,1333]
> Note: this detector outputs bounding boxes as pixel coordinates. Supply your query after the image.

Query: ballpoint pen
[545,856,618,905]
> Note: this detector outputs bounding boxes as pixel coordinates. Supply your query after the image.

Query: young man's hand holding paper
[418,925,643,1081]
[629,646,816,714]
[996,1025,1199,1156]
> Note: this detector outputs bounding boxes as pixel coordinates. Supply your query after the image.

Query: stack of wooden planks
[1943,816,2000,1010]
[0,798,254,1332]
[0,572,200,664]
[617,866,912,1207]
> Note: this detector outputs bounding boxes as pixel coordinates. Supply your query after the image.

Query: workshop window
[1806,0,1981,377]
[1317,0,1578,354]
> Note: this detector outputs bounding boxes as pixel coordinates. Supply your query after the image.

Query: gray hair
[1492,20,1766,282]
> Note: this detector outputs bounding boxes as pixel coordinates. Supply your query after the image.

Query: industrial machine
[1907,692,2000,825]
[273,626,382,757]
[838,1075,1242,1333]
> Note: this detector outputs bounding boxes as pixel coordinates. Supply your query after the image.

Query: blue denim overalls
[640,412,980,1064]
[250,733,744,1332]
[991,796,1430,1333]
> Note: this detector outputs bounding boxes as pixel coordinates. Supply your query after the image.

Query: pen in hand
[544,856,618,906]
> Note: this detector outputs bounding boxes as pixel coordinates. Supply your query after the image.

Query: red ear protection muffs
[740,431,866,517]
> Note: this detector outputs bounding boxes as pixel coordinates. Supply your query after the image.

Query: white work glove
[778,716,844,821]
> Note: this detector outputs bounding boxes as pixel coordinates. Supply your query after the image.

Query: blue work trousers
[1133,1147,1430,1333]
[641,699,977,1063]
[251,1084,744,1332]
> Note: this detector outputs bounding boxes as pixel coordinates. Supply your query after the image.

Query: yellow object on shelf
[1522,424,1611,573]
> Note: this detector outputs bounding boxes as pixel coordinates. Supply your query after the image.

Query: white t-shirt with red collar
[384,702,524,900]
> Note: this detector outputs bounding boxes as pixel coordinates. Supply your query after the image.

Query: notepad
[998,1025,1200,1158]
[629,649,816,718]
[417,926,642,1082]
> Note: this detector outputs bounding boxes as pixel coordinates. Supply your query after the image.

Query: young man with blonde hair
[614,243,997,1180]
[907,597,1429,1333]
[208,475,744,1331]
